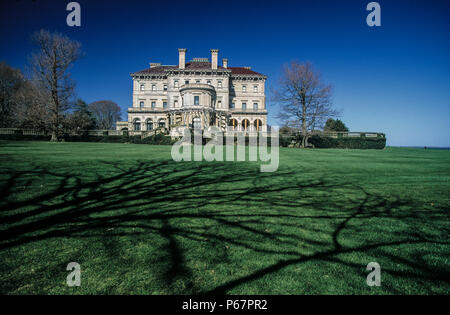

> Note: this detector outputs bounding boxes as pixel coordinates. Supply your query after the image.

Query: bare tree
[0,62,26,127]
[88,100,121,130]
[273,61,339,147]
[15,80,53,131]
[30,29,81,141]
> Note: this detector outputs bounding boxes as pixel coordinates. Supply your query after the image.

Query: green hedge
[308,135,386,149]
[0,133,385,149]
[0,134,52,141]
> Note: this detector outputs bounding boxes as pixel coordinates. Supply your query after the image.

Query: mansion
[116,49,268,135]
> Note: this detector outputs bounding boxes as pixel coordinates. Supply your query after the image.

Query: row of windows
[139,80,225,91]
[139,82,260,92]
[138,101,261,109]
[230,102,260,110]
[133,119,166,131]
[232,85,259,93]
[139,101,168,108]
[140,84,168,92]
[138,100,262,110]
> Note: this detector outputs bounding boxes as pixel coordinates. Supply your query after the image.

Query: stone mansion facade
[116,49,267,135]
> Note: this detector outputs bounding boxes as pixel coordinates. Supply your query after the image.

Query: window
[218,81,222,88]
[139,101,144,108]
[194,96,200,106]
[134,119,141,131]
[158,119,166,128]
[152,84,156,91]
[163,101,168,108]
[185,80,189,85]
[140,84,145,91]
[174,100,178,107]
[151,101,156,108]
[242,85,247,93]
[146,120,153,131]
[196,80,200,83]
[254,85,258,92]
[242,102,247,110]
[217,101,222,108]
[253,103,258,110]
[174,80,179,88]
[163,85,167,91]
[207,80,211,85]
[230,102,235,109]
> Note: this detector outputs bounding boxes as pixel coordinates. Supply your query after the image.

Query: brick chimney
[222,58,228,69]
[211,49,219,70]
[178,48,186,69]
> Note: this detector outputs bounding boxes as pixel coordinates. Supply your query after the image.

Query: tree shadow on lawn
[0,160,449,294]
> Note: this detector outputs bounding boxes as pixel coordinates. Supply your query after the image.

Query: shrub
[308,135,386,149]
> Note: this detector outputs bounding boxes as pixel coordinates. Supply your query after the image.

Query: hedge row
[308,135,386,149]
[0,133,386,149]
[0,133,176,145]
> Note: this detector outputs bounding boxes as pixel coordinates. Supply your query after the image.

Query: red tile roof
[227,67,264,76]
[133,63,264,77]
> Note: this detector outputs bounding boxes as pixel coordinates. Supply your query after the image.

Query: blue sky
[0,0,449,146]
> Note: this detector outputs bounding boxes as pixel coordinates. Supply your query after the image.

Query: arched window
[133,119,141,131]
[253,119,263,132]
[193,117,201,129]
[158,118,166,128]
[242,119,250,130]
[146,119,153,131]
[228,119,238,130]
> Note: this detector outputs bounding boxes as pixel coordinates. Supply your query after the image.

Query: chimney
[222,58,228,69]
[244,66,251,70]
[178,48,186,69]
[150,63,161,68]
[211,49,219,70]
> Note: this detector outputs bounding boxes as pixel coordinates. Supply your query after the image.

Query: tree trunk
[301,98,307,148]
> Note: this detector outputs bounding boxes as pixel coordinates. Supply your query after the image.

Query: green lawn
[0,141,449,294]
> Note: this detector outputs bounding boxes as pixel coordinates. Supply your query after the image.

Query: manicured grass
[0,141,449,294]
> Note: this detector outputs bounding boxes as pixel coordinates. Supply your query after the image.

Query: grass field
[0,141,449,294]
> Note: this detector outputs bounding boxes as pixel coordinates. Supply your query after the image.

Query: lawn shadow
[0,159,449,294]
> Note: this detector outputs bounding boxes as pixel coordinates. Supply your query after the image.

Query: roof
[227,67,264,76]
[132,62,265,77]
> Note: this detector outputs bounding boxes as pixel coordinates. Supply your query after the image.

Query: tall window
[139,101,144,108]
[174,80,179,88]
[242,85,247,93]
[217,101,222,108]
[185,80,189,85]
[230,102,235,109]
[146,120,153,131]
[242,102,247,110]
[134,119,141,131]
[151,101,156,108]
[207,80,211,85]
[152,84,156,91]
[158,119,166,128]
[253,103,258,110]
[140,84,145,91]
[218,81,222,88]
[254,85,258,92]
[163,101,168,108]
[174,100,178,107]
[194,96,200,106]
[163,85,167,91]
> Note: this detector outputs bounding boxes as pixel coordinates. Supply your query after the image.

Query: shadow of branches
[0,159,449,294]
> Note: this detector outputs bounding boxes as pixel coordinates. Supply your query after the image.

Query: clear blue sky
[1,0,449,146]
